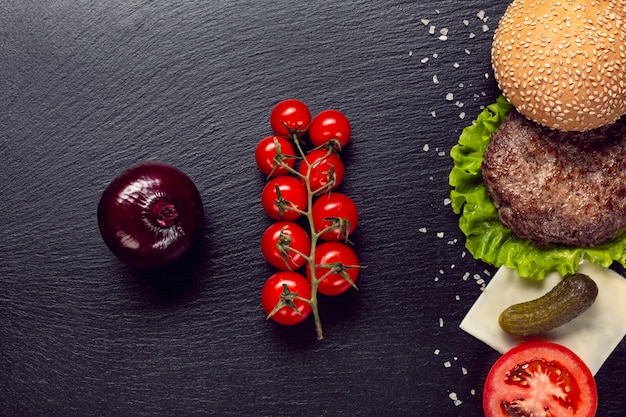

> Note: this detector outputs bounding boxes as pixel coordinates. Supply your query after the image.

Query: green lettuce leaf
[449,96,626,279]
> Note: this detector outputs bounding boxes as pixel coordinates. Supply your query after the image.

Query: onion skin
[98,162,204,269]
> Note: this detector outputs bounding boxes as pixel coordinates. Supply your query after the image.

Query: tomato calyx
[314,261,361,290]
[269,137,299,177]
[265,283,311,320]
[275,225,310,270]
[272,183,305,219]
[318,217,353,243]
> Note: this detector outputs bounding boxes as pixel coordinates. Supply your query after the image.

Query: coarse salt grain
[433,74,439,84]
[449,392,462,406]
[437,232,444,238]
[446,92,454,101]
[444,361,452,368]
[423,144,429,152]
[419,227,427,233]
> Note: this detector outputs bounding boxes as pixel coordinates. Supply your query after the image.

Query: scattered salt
[449,392,463,406]
[419,227,427,233]
[432,74,439,84]
[445,92,454,101]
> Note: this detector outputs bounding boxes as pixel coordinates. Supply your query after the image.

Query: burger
[449,0,626,279]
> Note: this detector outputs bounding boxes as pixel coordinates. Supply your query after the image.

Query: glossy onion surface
[97,162,204,269]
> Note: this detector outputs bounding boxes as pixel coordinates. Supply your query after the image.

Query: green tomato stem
[291,132,325,340]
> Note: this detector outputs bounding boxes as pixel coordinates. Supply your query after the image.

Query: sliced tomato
[483,341,597,417]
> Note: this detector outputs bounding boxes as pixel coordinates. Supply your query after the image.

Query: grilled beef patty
[482,110,626,247]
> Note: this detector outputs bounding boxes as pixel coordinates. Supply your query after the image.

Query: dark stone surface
[2,1,624,415]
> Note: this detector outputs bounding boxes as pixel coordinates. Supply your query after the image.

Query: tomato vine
[256,99,362,340]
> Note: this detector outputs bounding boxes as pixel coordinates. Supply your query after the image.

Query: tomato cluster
[255,99,361,340]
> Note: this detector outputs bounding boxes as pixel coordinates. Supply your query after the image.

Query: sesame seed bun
[491,0,626,131]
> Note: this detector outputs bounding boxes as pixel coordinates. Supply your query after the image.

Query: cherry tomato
[270,99,311,138]
[483,341,597,417]
[261,176,308,221]
[307,242,359,296]
[308,109,352,148]
[312,192,358,241]
[298,149,345,195]
[261,221,311,271]
[261,271,312,325]
[255,135,296,177]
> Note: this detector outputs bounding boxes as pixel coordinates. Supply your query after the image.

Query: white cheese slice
[460,261,626,375]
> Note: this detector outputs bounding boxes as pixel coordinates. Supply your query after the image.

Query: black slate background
[2,1,625,416]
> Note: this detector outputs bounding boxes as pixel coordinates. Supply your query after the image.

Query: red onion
[97,162,204,268]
